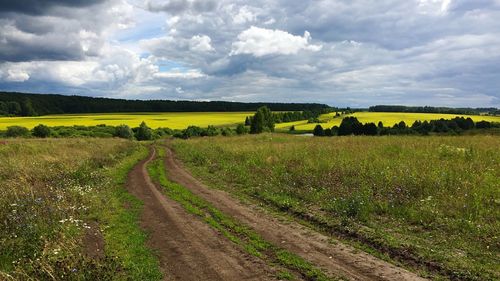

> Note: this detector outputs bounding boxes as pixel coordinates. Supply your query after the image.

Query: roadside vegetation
[0,139,161,280]
[171,135,500,280]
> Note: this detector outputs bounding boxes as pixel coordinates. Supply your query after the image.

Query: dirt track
[163,147,428,281]
[125,148,278,281]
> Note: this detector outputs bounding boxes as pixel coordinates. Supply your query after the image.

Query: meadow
[0,112,253,130]
[276,112,500,131]
[172,134,500,280]
[0,139,161,280]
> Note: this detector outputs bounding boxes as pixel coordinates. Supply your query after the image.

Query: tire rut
[164,146,428,281]
[125,148,279,281]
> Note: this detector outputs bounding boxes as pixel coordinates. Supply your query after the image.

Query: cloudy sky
[0,0,499,107]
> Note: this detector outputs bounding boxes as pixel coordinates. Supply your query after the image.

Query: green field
[276,112,500,130]
[0,139,161,280]
[0,112,253,130]
[172,134,500,280]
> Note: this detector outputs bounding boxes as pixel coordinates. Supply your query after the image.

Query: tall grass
[172,134,500,280]
[0,139,161,280]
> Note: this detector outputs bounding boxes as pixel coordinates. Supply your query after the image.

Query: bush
[6,126,30,138]
[32,124,51,138]
[313,125,325,136]
[135,122,153,141]
[236,124,248,135]
[114,125,134,139]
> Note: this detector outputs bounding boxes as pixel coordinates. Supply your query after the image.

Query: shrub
[114,125,134,139]
[32,124,51,138]
[135,122,153,141]
[313,125,325,136]
[236,124,248,135]
[6,126,30,138]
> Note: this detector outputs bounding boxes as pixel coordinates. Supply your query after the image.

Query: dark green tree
[32,124,51,138]
[21,98,36,116]
[362,123,378,135]
[236,124,248,135]
[135,121,153,140]
[250,106,274,134]
[6,126,30,138]
[313,125,325,136]
[114,125,134,139]
[7,101,21,115]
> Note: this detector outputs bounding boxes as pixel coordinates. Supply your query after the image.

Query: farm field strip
[0,112,254,130]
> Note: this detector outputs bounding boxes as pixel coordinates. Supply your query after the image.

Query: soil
[163,146,428,281]
[125,148,279,281]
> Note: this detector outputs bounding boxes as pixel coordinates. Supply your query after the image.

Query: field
[0,112,253,130]
[1,111,499,132]
[0,139,161,280]
[172,134,500,280]
[276,112,500,130]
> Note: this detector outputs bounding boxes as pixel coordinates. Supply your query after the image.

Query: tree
[324,128,333,136]
[0,101,8,115]
[362,123,378,135]
[7,101,21,115]
[250,106,274,134]
[377,121,384,129]
[114,124,134,139]
[32,124,51,138]
[245,116,251,126]
[313,125,325,136]
[289,125,295,132]
[135,121,153,140]
[21,98,37,116]
[338,117,362,135]
[236,124,248,135]
[203,125,219,136]
[6,126,30,138]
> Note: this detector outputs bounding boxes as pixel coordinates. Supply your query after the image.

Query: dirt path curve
[125,148,279,281]
[164,147,428,281]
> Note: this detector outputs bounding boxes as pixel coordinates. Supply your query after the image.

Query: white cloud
[154,69,206,79]
[230,26,322,57]
[232,6,257,24]
[6,69,30,82]
[189,35,214,52]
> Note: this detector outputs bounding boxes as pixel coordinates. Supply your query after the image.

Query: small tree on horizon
[250,106,274,134]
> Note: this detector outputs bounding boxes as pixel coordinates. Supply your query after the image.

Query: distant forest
[0,92,330,116]
[369,105,499,115]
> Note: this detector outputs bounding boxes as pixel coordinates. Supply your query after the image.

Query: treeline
[0,122,250,140]
[0,92,329,116]
[271,108,333,124]
[312,116,500,136]
[369,105,499,116]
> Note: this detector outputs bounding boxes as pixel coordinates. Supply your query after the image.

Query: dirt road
[163,147,427,281]
[125,148,278,280]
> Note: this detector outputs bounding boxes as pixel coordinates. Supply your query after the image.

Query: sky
[0,0,499,107]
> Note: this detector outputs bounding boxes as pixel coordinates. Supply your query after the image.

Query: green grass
[172,134,500,280]
[0,112,254,130]
[0,139,161,280]
[147,145,338,281]
[96,145,162,281]
[276,112,500,131]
